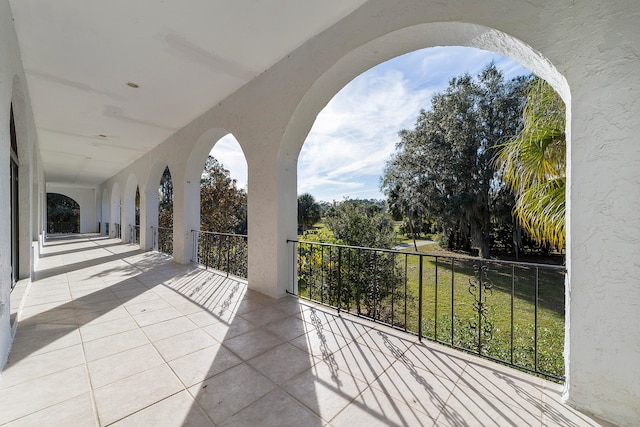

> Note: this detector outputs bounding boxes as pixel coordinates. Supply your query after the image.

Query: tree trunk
[407,212,418,251]
[478,233,491,258]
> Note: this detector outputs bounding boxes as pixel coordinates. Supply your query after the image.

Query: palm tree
[496,78,566,249]
[297,193,321,233]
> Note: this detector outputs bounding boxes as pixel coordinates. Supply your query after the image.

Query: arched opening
[101,188,110,236]
[46,193,80,234]
[282,28,569,381]
[9,104,19,289]
[196,134,248,277]
[123,174,139,245]
[157,166,174,254]
[110,183,121,239]
[202,134,248,234]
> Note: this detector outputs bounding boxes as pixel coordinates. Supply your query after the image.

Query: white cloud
[204,47,530,202]
[298,67,437,201]
[298,46,529,202]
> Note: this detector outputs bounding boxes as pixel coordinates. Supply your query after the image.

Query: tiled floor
[0,235,613,426]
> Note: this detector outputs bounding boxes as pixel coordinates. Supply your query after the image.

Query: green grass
[392,247,565,378]
[296,240,566,380]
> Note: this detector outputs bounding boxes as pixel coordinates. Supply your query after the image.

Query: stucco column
[172,170,200,264]
[564,70,640,423]
[140,186,157,251]
[18,150,32,279]
[246,151,297,298]
[109,186,121,239]
[122,193,135,244]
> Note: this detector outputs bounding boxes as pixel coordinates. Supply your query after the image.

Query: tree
[301,200,402,320]
[381,64,529,258]
[297,193,321,232]
[325,200,396,249]
[495,78,566,249]
[158,166,173,228]
[47,193,80,233]
[200,156,247,234]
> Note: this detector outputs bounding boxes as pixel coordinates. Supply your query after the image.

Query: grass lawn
[392,245,565,378]
[296,236,566,380]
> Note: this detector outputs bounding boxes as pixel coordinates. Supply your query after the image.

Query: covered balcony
[1,1,639,426]
[1,235,610,426]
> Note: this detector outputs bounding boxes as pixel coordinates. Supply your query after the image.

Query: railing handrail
[191,229,248,279]
[288,239,566,271]
[151,225,173,231]
[193,230,248,239]
[289,238,566,381]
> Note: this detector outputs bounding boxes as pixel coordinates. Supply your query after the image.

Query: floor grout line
[4,234,607,427]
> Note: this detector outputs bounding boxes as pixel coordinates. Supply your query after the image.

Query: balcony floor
[1,235,611,426]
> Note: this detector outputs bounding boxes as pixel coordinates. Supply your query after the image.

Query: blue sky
[211,46,530,202]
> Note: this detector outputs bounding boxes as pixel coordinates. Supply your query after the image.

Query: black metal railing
[288,239,566,381]
[129,225,140,245]
[114,223,121,239]
[47,221,79,233]
[192,230,248,279]
[152,226,173,255]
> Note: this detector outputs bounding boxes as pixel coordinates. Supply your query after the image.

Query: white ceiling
[9,0,367,186]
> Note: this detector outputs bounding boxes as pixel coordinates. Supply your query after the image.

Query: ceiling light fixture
[126,82,139,88]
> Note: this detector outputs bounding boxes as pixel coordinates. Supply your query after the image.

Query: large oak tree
[382,64,529,258]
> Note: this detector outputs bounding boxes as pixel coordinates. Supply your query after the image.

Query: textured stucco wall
[6,0,636,424]
[99,3,639,424]
[0,0,42,371]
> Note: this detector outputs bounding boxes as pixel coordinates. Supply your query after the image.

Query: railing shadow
[7,249,172,365]
[34,250,145,281]
[42,233,109,246]
[3,235,607,426]
[38,241,127,258]
[157,271,324,425]
[4,235,320,425]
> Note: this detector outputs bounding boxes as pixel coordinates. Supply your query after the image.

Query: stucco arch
[101,188,109,235]
[109,183,121,238]
[138,161,171,250]
[179,128,248,263]
[123,173,139,243]
[185,129,247,220]
[269,23,571,299]
[45,193,80,233]
[274,18,576,402]
[186,128,243,184]
[46,185,96,233]
[279,22,569,161]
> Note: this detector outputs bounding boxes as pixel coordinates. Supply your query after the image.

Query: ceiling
[9,0,367,187]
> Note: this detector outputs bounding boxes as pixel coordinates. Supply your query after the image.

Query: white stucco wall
[0,0,637,424]
[97,4,639,425]
[0,0,43,370]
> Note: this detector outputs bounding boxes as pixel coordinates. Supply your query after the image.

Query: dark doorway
[10,104,19,290]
